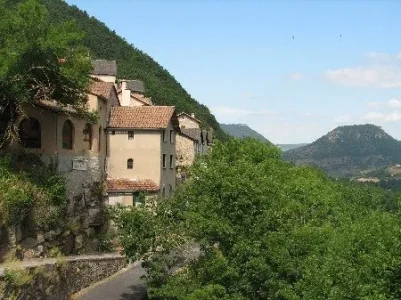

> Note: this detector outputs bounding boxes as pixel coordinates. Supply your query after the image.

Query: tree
[0,0,92,144]
[114,138,401,299]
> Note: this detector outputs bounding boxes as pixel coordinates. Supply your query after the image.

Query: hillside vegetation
[24,0,226,139]
[220,124,271,143]
[114,138,401,299]
[283,124,401,177]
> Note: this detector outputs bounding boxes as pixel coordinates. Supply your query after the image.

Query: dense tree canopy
[0,0,92,144]
[114,138,401,299]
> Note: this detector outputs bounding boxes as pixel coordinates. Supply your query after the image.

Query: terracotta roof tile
[109,106,177,129]
[106,178,160,192]
[89,81,115,100]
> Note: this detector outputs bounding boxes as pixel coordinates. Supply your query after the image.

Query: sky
[66,0,401,144]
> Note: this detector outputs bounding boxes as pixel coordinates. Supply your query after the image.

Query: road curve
[75,262,147,300]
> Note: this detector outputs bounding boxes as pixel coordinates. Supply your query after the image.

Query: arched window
[127,158,133,169]
[62,120,74,150]
[83,123,92,150]
[19,118,41,148]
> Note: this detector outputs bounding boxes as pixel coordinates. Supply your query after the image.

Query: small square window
[128,131,134,139]
[111,131,115,135]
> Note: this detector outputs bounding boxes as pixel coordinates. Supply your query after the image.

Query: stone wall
[0,254,127,300]
[176,134,195,167]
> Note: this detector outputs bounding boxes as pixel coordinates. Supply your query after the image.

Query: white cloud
[324,66,401,88]
[387,98,401,108]
[364,51,393,62]
[334,115,353,123]
[361,111,401,122]
[366,101,381,108]
[361,112,385,121]
[286,72,304,81]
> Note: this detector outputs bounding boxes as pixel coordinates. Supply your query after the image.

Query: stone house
[116,79,153,107]
[106,106,180,206]
[16,79,119,202]
[176,112,213,167]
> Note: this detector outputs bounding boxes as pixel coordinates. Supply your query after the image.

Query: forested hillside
[283,124,401,177]
[114,138,401,299]
[20,0,226,139]
[220,124,271,143]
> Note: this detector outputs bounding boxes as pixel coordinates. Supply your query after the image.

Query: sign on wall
[72,159,87,171]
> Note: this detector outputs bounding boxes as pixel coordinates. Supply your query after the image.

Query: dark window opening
[62,120,74,150]
[83,123,92,150]
[170,130,174,143]
[128,131,134,139]
[19,118,41,149]
[127,158,133,169]
[162,154,166,168]
[169,154,174,169]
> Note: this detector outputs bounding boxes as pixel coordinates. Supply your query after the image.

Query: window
[162,187,166,198]
[162,130,166,142]
[62,120,74,150]
[127,158,133,169]
[133,192,142,207]
[111,131,115,135]
[98,126,102,152]
[169,155,174,169]
[169,185,173,196]
[19,118,41,149]
[83,123,92,150]
[170,130,174,143]
[162,154,166,168]
[128,131,134,139]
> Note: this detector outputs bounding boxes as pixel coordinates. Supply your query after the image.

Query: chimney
[120,80,130,106]
[191,113,195,118]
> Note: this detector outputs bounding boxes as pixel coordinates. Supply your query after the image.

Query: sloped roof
[177,112,202,124]
[131,92,153,106]
[91,60,117,76]
[89,81,115,100]
[106,178,159,192]
[108,106,180,130]
[180,128,202,142]
[126,80,145,93]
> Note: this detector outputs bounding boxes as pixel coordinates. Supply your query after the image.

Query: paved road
[77,262,147,300]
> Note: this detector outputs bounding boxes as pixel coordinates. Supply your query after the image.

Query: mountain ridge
[282,124,401,177]
[220,124,271,143]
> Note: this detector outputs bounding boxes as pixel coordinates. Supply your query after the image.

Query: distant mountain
[221,124,271,143]
[282,124,401,177]
[278,143,308,151]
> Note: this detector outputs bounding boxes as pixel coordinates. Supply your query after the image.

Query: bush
[0,152,67,229]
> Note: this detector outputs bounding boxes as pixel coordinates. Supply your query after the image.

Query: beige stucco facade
[90,74,116,83]
[106,120,177,199]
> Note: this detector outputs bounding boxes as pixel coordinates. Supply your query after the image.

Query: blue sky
[66,0,401,143]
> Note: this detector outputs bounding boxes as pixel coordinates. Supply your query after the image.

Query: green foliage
[0,0,92,143]
[0,152,66,228]
[26,0,228,140]
[283,124,401,177]
[220,124,271,144]
[115,138,401,299]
